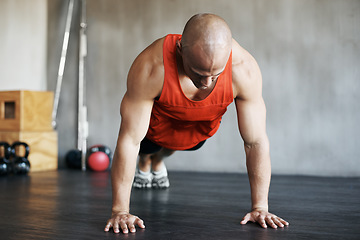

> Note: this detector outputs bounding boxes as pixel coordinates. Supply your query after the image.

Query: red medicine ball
[87,145,112,171]
[87,145,111,172]
[87,151,110,171]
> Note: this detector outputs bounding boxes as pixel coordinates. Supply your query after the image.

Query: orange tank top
[146,34,233,150]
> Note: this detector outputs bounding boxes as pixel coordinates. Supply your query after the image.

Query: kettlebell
[11,141,31,175]
[0,142,12,176]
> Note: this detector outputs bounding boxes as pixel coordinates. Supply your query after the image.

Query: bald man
[105,13,289,234]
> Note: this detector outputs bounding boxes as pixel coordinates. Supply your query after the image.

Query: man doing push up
[105,13,289,234]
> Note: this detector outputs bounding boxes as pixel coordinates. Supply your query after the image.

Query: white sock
[138,169,151,175]
[137,169,153,180]
[152,165,167,177]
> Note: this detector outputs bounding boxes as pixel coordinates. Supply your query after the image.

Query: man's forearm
[240,140,290,229]
[244,140,271,211]
[111,137,139,213]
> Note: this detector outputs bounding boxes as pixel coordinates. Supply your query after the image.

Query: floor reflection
[5,172,60,238]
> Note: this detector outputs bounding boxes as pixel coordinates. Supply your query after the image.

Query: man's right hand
[104,211,145,234]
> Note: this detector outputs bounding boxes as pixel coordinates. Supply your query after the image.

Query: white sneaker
[133,169,153,189]
[152,166,170,189]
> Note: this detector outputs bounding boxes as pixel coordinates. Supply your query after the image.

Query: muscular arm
[105,38,164,233]
[235,95,271,212]
[110,92,153,213]
[232,39,289,228]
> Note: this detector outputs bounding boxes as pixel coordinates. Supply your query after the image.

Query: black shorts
[139,137,206,154]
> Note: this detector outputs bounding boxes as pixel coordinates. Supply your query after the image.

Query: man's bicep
[119,93,153,145]
[118,48,160,145]
[235,97,267,146]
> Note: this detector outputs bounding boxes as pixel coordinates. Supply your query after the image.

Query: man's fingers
[104,222,112,232]
[135,217,146,228]
[113,221,120,233]
[128,223,136,233]
[265,216,277,229]
[279,218,289,226]
[240,213,251,225]
[258,217,267,228]
[105,214,146,234]
[273,217,284,228]
[119,220,129,234]
[240,211,289,229]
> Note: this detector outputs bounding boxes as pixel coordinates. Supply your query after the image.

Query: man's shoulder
[141,36,166,62]
[131,36,166,76]
[127,37,167,99]
[231,39,262,100]
[231,39,257,69]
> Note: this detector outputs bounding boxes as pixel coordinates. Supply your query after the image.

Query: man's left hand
[240,208,289,228]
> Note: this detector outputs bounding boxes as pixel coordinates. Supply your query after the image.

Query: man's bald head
[181,13,232,56]
[177,14,232,89]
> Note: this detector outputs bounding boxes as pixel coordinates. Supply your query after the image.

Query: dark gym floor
[0,170,359,240]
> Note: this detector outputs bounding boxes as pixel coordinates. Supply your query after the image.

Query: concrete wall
[46,0,360,176]
[0,0,47,91]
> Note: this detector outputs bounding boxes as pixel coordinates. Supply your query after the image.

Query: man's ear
[176,40,182,55]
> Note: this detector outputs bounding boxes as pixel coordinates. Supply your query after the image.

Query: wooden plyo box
[0,91,54,131]
[0,131,58,172]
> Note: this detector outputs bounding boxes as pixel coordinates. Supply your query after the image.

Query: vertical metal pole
[78,0,88,171]
[52,0,75,129]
